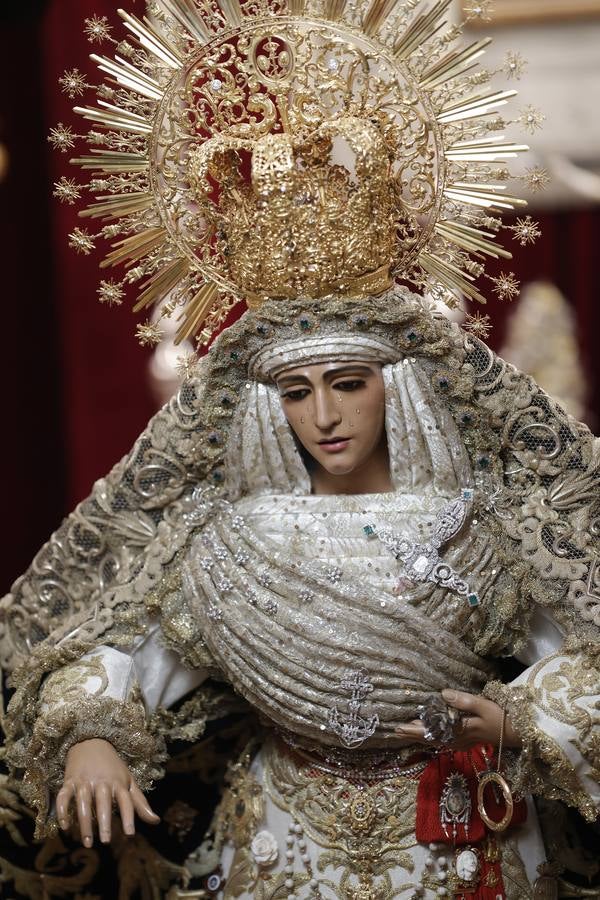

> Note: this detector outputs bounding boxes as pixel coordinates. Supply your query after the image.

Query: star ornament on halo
[464,0,495,21]
[464,312,493,340]
[53,177,81,205]
[176,351,201,381]
[59,68,90,99]
[98,280,125,307]
[68,228,95,255]
[509,216,541,247]
[522,166,551,193]
[48,124,76,153]
[136,320,164,347]
[84,15,113,44]
[504,51,527,80]
[491,272,520,302]
[518,105,546,135]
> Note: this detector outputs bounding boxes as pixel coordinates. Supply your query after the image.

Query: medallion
[439,771,472,841]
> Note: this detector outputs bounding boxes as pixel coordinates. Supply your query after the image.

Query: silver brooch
[328,670,379,748]
[364,488,480,607]
[440,771,472,841]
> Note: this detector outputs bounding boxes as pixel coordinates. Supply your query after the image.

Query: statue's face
[276,361,387,477]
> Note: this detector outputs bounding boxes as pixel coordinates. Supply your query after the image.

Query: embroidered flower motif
[325,566,343,584]
[251,830,279,867]
[521,488,559,524]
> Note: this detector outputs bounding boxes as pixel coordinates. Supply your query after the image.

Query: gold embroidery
[264,740,418,898]
[500,835,534,900]
[40,653,110,707]
[484,678,598,822]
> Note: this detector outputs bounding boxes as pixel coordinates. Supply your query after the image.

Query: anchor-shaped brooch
[328,670,380,748]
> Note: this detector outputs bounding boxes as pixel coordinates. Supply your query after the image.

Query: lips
[318,437,351,453]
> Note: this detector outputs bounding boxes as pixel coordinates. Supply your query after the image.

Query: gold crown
[188,117,397,304]
[51,1,545,351]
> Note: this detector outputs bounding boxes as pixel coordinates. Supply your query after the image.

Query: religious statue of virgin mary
[1,2,599,898]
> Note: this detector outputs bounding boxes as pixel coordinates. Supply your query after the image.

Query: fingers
[442,688,481,713]
[395,721,429,745]
[56,781,75,830]
[116,786,136,836]
[130,781,160,825]
[95,782,113,844]
[75,783,94,848]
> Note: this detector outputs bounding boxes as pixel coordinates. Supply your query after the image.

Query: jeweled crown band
[250,333,399,380]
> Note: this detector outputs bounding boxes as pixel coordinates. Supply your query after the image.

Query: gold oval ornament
[476,771,514,833]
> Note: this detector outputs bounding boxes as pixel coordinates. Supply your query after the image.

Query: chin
[319,457,359,476]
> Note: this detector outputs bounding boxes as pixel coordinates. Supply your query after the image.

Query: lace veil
[2,290,599,799]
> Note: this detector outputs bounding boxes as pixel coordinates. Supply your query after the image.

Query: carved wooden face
[276,361,387,480]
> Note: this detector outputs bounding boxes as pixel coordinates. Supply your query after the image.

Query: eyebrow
[277,364,375,387]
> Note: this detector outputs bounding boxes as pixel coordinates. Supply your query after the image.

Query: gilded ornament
[47,0,537,349]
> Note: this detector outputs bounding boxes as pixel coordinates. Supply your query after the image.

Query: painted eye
[283,388,310,401]
[334,379,364,392]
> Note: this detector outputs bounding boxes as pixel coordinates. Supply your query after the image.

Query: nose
[313,386,342,431]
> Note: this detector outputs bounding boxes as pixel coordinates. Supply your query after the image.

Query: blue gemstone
[363,524,375,536]
[467,592,480,607]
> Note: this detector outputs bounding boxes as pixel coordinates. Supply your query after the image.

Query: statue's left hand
[395,689,522,750]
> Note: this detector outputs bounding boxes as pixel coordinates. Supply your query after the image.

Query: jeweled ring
[418,699,464,746]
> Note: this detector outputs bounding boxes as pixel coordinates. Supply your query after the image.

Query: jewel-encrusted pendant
[364,488,481,607]
[439,771,471,841]
[328,670,379,749]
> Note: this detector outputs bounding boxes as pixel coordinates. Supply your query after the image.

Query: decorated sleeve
[6,624,208,838]
[484,609,600,822]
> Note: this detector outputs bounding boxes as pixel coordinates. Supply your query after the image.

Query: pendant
[455,848,480,883]
[476,771,514,833]
[365,489,481,608]
[439,771,471,841]
[328,670,379,748]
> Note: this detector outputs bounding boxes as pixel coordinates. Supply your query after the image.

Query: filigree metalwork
[51,0,535,347]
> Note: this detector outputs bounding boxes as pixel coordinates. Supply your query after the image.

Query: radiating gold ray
[80,193,154,221]
[176,282,218,343]
[435,221,512,259]
[420,37,491,89]
[161,0,211,43]
[117,9,183,69]
[444,183,527,210]
[394,0,453,61]
[447,138,528,161]
[71,151,149,172]
[420,251,487,303]
[363,0,398,37]
[438,89,516,123]
[74,103,152,135]
[91,53,163,101]
[288,0,306,13]
[133,259,190,312]
[100,227,166,268]
[216,0,243,27]
[325,0,348,23]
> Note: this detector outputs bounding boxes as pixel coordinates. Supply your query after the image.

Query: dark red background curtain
[1,0,599,595]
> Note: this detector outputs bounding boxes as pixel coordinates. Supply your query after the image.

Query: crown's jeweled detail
[52,0,543,347]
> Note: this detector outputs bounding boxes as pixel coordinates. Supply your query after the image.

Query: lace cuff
[483,679,599,822]
[7,691,167,838]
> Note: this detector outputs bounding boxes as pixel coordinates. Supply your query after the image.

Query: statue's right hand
[56,738,160,847]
